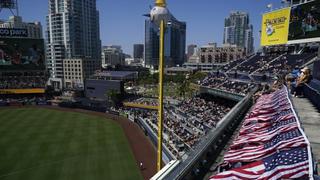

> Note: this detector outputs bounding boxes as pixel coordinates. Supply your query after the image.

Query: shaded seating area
[303,79,320,111]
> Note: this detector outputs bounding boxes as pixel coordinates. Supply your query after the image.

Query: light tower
[0,0,19,16]
[150,0,170,172]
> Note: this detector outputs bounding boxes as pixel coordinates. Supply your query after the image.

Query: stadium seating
[304,79,320,111]
[0,71,47,89]
[256,53,316,75]
[122,95,235,158]
[220,58,246,72]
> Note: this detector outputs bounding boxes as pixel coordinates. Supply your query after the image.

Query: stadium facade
[199,43,245,64]
[144,12,186,70]
[223,11,254,55]
[46,0,101,90]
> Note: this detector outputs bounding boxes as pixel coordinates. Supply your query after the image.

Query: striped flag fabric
[210,87,313,179]
[233,124,298,146]
[224,129,307,162]
[210,147,310,180]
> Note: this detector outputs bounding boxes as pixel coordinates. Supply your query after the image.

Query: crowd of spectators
[179,97,231,129]
[126,97,159,106]
[201,73,227,88]
[122,95,234,159]
[0,96,48,106]
[220,58,246,72]
[218,81,251,96]
[200,72,251,96]
[0,76,47,89]
[0,71,47,89]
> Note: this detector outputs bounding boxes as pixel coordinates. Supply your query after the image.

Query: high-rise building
[101,45,125,67]
[187,44,197,60]
[145,12,186,70]
[199,43,245,64]
[46,0,101,89]
[0,16,42,39]
[223,11,254,55]
[133,44,144,59]
[245,25,254,55]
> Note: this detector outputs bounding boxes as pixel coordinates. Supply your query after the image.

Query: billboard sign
[0,38,45,69]
[0,88,45,94]
[261,8,291,46]
[0,28,28,38]
[261,0,320,46]
[288,0,320,44]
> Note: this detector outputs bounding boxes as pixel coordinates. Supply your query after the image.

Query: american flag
[233,124,298,146]
[224,128,307,162]
[250,100,290,112]
[212,87,312,179]
[210,147,311,180]
[243,113,295,126]
[249,106,291,118]
[256,90,286,100]
[254,96,288,107]
[240,114,295,134]
[247,109,293,121]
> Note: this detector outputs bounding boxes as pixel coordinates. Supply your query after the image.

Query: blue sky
[1,0,284,55]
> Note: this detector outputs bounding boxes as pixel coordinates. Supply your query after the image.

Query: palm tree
[178,80,191,99]
[105,89,121,107]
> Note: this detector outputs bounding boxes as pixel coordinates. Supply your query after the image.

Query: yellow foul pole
[157,19,165,172]
[155,0,166,7]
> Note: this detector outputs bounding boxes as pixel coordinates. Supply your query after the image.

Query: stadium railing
[199,86,245,102]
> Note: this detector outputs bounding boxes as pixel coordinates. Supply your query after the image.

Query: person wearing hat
[293,67,312,97]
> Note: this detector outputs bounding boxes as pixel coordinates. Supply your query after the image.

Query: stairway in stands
[292,97,320,175]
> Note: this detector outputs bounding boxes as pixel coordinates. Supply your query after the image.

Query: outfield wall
[135,117,175,164]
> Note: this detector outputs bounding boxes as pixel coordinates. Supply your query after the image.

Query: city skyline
[0,0,283,55]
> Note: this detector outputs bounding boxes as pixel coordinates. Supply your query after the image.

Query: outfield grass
[0,108,142,180]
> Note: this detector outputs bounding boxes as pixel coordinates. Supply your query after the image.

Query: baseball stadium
[1,0,320,180]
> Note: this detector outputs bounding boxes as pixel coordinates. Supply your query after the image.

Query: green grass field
[0,108,142,180]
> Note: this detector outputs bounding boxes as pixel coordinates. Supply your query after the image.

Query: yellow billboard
[261,8,291,46]
[0,88,45,94]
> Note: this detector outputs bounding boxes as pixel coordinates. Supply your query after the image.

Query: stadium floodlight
[150,0,169,172]
[0,0,19,16]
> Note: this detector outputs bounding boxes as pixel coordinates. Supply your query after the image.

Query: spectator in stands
[293,67,312,97]
[272,75,285,90]
[286,66,301,93]
[292,66,301,79]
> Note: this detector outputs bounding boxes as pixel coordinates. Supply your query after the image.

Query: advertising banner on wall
[261,8,291,46]
[288,0,320,44]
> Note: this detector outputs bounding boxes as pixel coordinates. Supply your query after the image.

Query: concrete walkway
[292,97,320,175]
